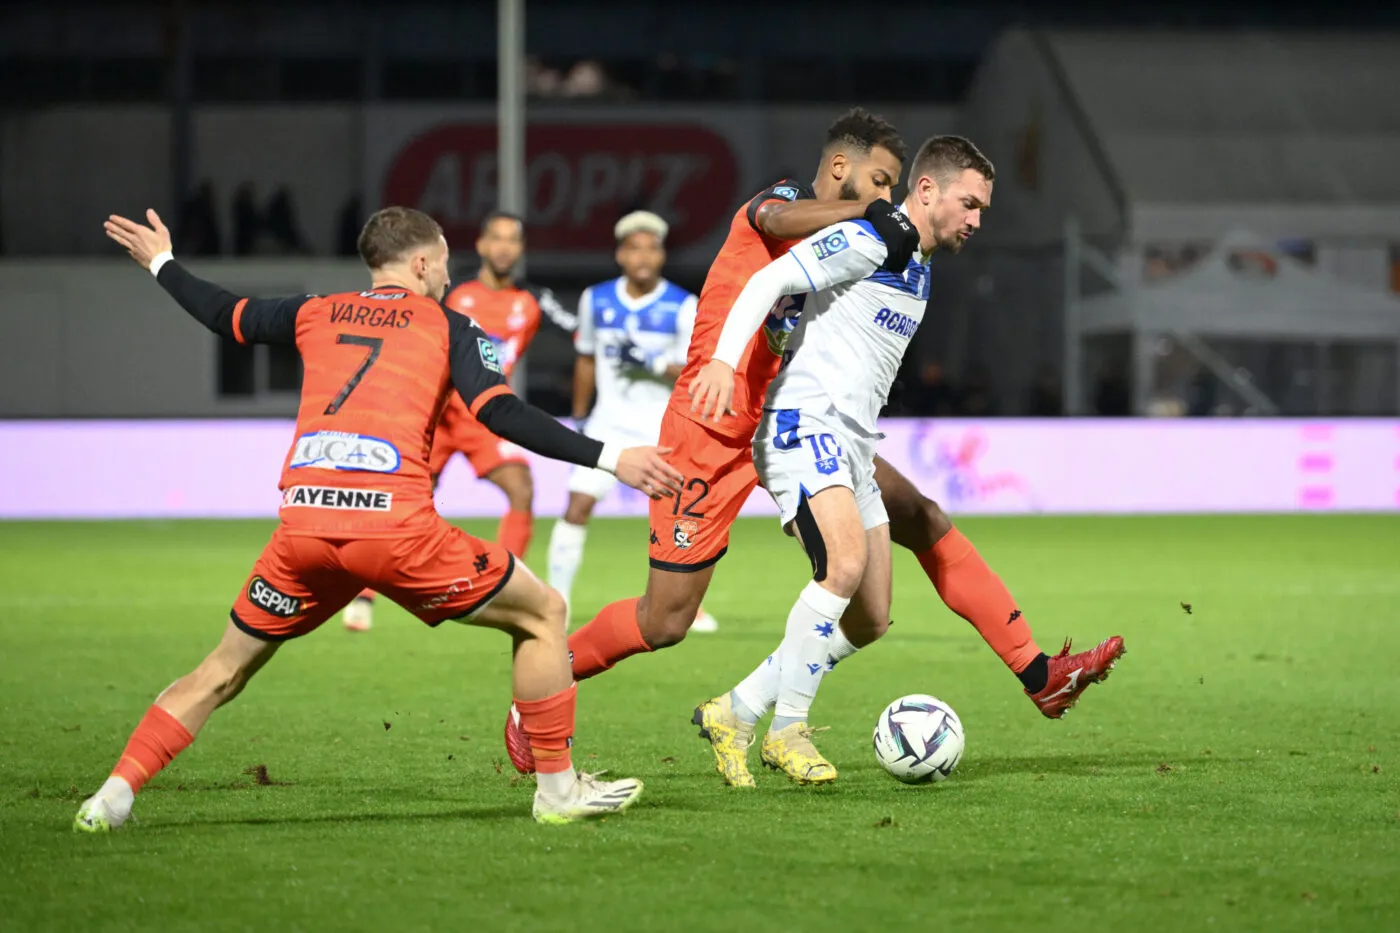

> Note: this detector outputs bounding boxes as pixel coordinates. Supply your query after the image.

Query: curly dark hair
[824,107,907,163]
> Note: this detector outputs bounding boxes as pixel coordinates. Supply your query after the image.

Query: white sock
[97,775,135,816]
[771,581,851,731]
[826,626,860,670]
[536,768,577,798]
[546,520,588,606]
[732,620,862,725]
[731,652,780,725]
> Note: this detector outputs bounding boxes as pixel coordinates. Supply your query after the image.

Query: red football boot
[504,704,536,774]
[1027,636,1126,719]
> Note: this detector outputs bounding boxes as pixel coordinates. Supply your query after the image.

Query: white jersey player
[689,135,995,786]
[546,211,718,631]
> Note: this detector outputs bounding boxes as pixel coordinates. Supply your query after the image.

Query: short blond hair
[614,211,668,243]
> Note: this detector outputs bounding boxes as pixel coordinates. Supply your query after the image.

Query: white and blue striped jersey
[575,277,697,424]
[763,216,931,436]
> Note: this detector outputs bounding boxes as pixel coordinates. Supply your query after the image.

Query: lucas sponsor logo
[247,576,301,618]
[282,486,394,511]
[289,431,402,473]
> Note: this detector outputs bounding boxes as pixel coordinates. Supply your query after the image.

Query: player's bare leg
[546,491,598,623]
[485,462,535,559]
[509,560,718,775]
[874,456,1124,718]
[75,621,281,832]
[476,562,643,823]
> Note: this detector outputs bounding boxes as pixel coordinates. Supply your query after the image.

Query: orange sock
[567,597,650,680]
[917,527,1043,674]
[514,684,576,774]
[111,705,194,793]
[498,509,533,559]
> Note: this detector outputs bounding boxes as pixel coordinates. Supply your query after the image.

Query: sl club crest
[673,519,699,550]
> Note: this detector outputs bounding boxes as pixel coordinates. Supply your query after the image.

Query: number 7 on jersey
[324,334,384,415]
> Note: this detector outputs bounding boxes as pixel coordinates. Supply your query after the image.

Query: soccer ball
[872,694,965,784]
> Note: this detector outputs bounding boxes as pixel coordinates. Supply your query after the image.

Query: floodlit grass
[2,515,1397,932]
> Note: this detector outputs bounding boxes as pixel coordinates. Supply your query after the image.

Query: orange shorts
[429,405,529,480]
[648,409,760,572]
[230,518,515,640]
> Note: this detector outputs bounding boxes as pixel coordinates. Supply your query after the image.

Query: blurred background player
[544,211,717,633]
[343,210,574,632]
[79,205,681,831]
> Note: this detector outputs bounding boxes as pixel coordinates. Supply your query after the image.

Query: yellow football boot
[692,694,757,788]
[760,722,838,784]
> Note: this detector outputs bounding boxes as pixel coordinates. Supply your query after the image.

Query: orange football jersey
[668,180,815,440]
[443,279,544,378]
[229,284,511,538]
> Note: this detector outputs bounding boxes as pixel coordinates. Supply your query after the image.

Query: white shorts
[752,406,888,532]
[565,415,660,501]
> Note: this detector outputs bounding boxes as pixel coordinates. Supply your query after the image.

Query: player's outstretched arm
[688,253,802,421]
[690,220,891,421]
[755,197,870,242]
[758,199,918,272]
[447,311,682,497]
[527,283,577,332]
[105,209,307,344]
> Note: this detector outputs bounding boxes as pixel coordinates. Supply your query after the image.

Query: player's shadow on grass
[913,751,1244,785]
[153,803,530,830]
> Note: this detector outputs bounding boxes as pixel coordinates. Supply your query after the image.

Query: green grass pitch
[2,514,1398,932]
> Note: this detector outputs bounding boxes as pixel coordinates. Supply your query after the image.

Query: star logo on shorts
[473,553,490,573]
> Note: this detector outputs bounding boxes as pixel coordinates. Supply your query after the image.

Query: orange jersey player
[76,205,681,833]
[503,109,1124,779]
[343,211,573,633]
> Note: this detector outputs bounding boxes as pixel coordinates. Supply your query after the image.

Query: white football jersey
[575,277,696,426]
[765,218,932,436]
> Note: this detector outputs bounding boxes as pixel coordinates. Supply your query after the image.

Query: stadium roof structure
[963,30,1400,244]
[1078,230,1400,341]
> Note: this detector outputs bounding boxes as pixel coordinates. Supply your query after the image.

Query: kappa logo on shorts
[473,553,490,573]
[247,576,301,618]
[673,519,699,550]
[282,486,394,511]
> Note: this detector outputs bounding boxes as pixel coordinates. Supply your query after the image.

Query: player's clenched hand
[688,359,736,422]
[615,446,684,499]
[863,200,920,273]
[104,209,173,270]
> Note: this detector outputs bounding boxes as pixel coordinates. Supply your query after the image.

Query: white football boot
[532,771,644,824]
